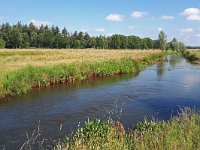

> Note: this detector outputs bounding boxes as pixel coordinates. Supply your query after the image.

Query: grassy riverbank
[189,50,200,62]
[182,50,200,63]
[0,49,175,98]
[55,108,200,150]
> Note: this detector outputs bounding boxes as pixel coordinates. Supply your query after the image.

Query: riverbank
[0,49,176,99]
[182,50,200,64]
[54,108,200,150]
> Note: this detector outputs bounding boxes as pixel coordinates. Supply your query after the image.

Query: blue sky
[0,0,200,46]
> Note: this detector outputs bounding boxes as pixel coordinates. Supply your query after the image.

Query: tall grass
[0,50,177,98]
[182,50,199,61]
[1,57,152,96]
[188,50,200,60]
[55,108,200,150]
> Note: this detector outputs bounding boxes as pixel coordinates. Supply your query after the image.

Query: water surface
[0,56,200,149]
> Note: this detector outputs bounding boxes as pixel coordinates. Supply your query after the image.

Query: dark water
[1,56,200,149]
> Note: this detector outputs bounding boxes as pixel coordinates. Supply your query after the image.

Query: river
[0,55,200,149]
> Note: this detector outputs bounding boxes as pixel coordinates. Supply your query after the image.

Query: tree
[0,38,6,48]
[158,31,167,50]
[178,42,186,52]
[95,36,105,49]
[62,27,69,36]
[7,28,23,48]
[0,21,187,50]
[169,38,179,51]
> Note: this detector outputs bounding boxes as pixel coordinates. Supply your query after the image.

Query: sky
[0,0,200,46]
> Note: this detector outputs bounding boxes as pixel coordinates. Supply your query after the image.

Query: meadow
[0,49,174,98]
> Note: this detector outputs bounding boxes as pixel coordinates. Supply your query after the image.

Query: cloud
[196,34,200,38]
[161,15,175,20]
[182,8,200,21]
[96,28,106,32]
[157,27,163,32]
[180,28,193,33]
[198,28,200,31]
[106,14,123,22]
[128,26,135,30]
[131,11,148,18]
[29,19,52,27]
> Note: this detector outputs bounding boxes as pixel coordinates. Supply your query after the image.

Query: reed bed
[55,108,200,150]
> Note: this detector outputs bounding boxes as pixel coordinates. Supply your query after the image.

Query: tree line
[0,21,186,51]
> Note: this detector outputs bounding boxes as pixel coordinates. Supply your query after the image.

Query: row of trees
[0,22,186,51]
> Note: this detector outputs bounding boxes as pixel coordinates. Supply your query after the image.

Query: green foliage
[158,30,167,50]
[0,38,6,48]
[55,108,200,150]
[0,21,184,50]
[168,38,187,52]
[182,50,198,61]
[2,53,164,96]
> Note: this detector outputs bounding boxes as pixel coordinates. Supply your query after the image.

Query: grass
[0,49,176,98]
[55,108,200,150]
[189,50,200,60]
[182,50,200,62]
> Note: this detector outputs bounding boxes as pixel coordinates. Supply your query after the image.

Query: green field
[0,49,174,98]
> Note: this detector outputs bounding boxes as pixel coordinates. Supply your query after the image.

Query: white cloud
[161,15,175,20]
[182,8,200,21]
[0,16,3,20]
[131,11,148,18]
[29,19,52,27]
[96,28,106,32]
[198,27,200,31]
[157,27,163,32]
[106,14,123,22]
[128,26,135,30]
[180,28,193,33]
[196,34,200,38]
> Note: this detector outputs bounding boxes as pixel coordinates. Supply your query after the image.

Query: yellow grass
[0,49,161,74]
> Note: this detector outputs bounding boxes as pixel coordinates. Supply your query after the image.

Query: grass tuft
[55,108,200,150]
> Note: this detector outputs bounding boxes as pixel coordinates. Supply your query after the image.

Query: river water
[0,56,200,149]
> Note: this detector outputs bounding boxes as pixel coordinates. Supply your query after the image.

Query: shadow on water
[1,55,200,149]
